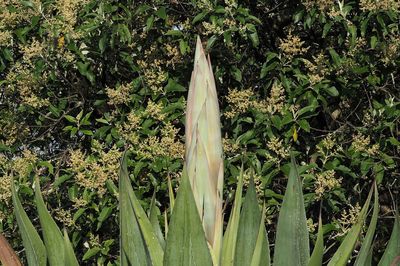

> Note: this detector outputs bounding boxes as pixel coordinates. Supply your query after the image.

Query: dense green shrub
[0,0,399,264]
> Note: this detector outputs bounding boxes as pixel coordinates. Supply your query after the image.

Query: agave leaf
[0,233,22,266]
[164,167,213,266]
[63,229,79,266]
[167,175,175,215]
[164,210,169,239]
[221,166,244,266]
[308,213,324,266]
[12,181,47,266]
[234,177,264,266]
[185,36,223,259]
[120,153,152,266]
[378,210,400,266]
[250,203,270,266]
[328,185,373,266]
[355,182,379,266]
[34,177,66,266]
[273,154,310,266]
[119,152,163,266]
[149,191,165,249]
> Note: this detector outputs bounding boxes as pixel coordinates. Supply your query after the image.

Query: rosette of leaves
[3,37,400,266]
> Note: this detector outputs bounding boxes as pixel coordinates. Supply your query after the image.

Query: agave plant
[3,37,400,266]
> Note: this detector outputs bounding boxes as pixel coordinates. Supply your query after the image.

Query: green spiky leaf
[273,154,310,266]
[34,178,66,266]
[328,185,373,266]
[378,210,400,266]
[221,166,244,266]
[163,167,213,266]
[12,181,47,266]
[355,182,379,266]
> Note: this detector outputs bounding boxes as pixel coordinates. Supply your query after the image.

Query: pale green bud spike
[185,36,223,264]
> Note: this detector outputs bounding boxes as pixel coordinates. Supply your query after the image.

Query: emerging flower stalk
[185,36,224,261]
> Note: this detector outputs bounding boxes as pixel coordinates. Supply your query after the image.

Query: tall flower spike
[185,36,223,262]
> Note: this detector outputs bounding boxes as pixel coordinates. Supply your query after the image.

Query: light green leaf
[273,153,310,266]
[34,178,66,266]
[149,192,165,249]
[234,176,264,266]
[221,166,244,266]
[63,229,79,266]
[12,181,47,266]
[355,183,379,266]
[119,152,164,266]
[250,204,270,266]
[164,168,213,266]
[308,214,324,266]
[167,175,175,215]
[378,210,400,266]
[328,185,373,266]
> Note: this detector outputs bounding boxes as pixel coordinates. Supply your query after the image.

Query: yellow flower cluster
[225,88,254,118]
[266,137,290,159]
[117,111,142,146]
[316,134,344,163]
[202,22,224,36]
[222,136,240,155]
[0,174,12,204]
[164,44,182,68]
[335,203,361,237]
[106,83,132,105]
[0,114,29,146]
[0,0,40,28]
[69,142,121,195]
[307,218,317,233]
[351,132,379,156]
[138,122,184,160]
[196,0,214,11]
[303,53,328,85]
[302,0,336,12]
[137,59,168,93]
[144,100,166,121]
[382,35,400,66]
[12,149,38,178]
[315,170,342,199]
[55,0,89,37]
[6,62,49,108]
[20,38,44,65]
[254,82,286,115]
[360,0,400,12]
[54,208,75,228]
[279,32,309,59]
[243,172,264,198]
[0,30,12,47]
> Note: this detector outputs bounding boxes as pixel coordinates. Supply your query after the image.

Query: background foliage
[0,0,399,264]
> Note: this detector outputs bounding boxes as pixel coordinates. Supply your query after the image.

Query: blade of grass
[273,153,310,266]
[355,182,379,266]
[12,181,47,266]
[34,177,66,265]
[328,185,373,266]
[308,213,324,266]
[164,167,213,266]
[221,165,244,266]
